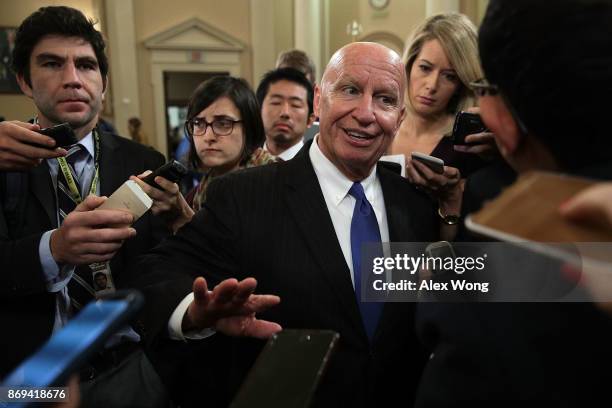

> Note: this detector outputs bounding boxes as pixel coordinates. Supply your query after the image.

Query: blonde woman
[390,13,495,217]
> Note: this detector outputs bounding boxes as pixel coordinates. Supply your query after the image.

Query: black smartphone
[142,160,188,190]
[230,330,340,408]
[425,241,457,275]
[1,291,143,399]
[37,122,78,148]
[452,111,487,145]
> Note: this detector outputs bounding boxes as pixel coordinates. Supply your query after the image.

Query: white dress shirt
[263,138,304,161]
[168,135,389,339]
[309,135,390,286]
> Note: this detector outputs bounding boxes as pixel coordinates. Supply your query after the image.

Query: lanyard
[56,129,100,203]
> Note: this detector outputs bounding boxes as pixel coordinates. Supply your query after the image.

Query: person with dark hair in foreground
[415,1,612,407]
[134,42,437,407]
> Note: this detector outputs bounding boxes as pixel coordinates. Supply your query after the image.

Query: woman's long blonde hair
[403,12,483,115]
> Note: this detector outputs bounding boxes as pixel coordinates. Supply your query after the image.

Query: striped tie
[57,144,84,222]
[57,145,97,310]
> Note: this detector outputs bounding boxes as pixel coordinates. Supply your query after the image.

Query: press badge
[90,262,116,297]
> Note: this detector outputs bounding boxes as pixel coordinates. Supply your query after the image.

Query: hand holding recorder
[50,195,136,266]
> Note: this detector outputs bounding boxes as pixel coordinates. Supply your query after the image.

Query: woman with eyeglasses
[184,76,275,211]
[389,13,496,228]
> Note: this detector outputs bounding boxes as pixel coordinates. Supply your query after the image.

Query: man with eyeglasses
[415,0,612,406]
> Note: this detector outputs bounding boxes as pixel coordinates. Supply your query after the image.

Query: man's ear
[16,74,33,99]
[313,84,321,119]
[102,75,107,100]
[479,94,522,155]
[396,105,407,133]
[307,113,315,128]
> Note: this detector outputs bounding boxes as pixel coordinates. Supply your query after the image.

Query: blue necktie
[348,182,384,341]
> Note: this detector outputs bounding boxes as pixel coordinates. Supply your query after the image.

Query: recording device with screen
[452,111,488,145]
[230,330,340,408]
[411,152,445,174]
[142,160,188,190]
[1,291,143,397]
[28,122,78,149]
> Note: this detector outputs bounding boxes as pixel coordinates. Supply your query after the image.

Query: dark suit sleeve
[132,174,244,344]
[0,173,48,297]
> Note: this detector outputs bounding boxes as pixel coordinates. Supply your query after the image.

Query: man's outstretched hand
[182,277,282,339]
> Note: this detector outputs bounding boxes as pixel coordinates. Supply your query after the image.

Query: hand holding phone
[411,152,445,174]
[35,123,78,148]
[0,121,66,171]
[452,111,488,145]
[142,160,188,190]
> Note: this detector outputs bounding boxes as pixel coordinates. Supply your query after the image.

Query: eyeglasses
[186,117,242,136]
[469,78,499,97]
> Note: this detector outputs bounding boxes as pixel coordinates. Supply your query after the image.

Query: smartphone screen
[2,298,134,388]
[230,330,339,408]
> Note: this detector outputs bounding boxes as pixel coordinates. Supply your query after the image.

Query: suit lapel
[97,130,125,196]
[29,161,56,227]
[282,149,365,337]
[373,166,424,345]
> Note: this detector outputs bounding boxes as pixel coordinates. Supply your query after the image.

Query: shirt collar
[79,131,95,158]
[264,138,304,161]
[309,134,377,206]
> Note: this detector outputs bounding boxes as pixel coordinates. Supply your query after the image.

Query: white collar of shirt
[309,135,378,206]
[308,135,390,287]
[263,138,304,161]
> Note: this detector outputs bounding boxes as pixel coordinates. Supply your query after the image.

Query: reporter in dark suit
[135,42,438,407]
[0,6,190,407]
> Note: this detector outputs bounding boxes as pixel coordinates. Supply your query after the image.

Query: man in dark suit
[0,6,189,407]
[415,1,612,407]
[136,42,438,407]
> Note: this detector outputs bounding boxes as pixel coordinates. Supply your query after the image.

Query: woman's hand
[453,107,499,160]
[406,158,461,200]
[131,171,195,233]
[407,159,464,240]
[453,130,498,160]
